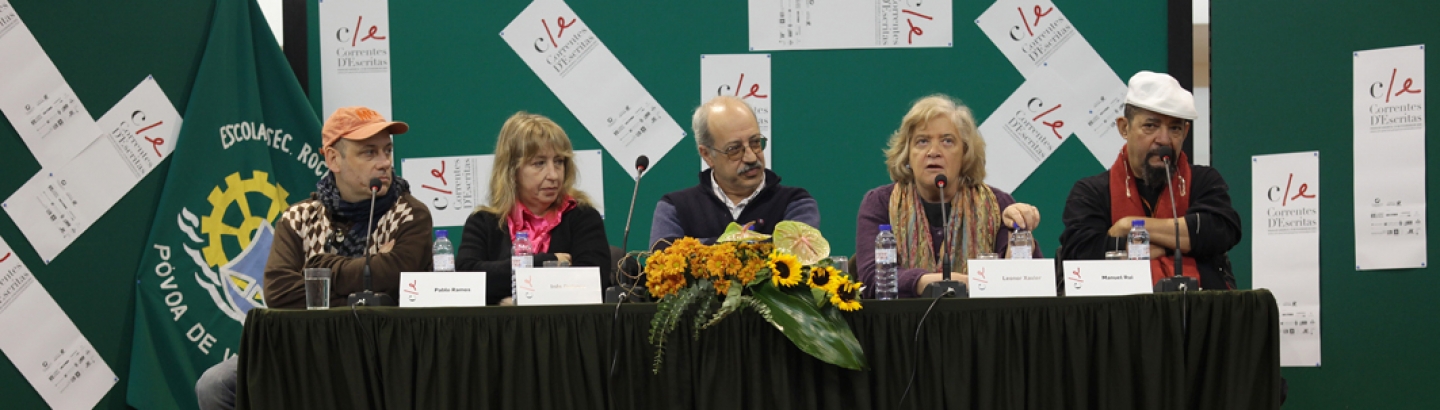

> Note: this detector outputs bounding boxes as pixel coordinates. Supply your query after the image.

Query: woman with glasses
[457,112,611,306]
[648,96,820,249]
[854,95,1043,298]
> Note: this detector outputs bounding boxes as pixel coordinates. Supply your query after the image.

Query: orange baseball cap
[322,106,409,148]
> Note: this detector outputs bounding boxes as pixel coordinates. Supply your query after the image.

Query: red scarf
[1108,147,1199,285]
[506,196,577,254]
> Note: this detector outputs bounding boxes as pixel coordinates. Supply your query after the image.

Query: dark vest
[659,169,812,239]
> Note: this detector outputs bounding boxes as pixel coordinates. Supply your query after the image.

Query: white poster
[401,149,606,228]
[975,0,1128,166]
[318,0,393,118]
[748,0,953,51]
[500,0,687,180]
[700,54,772,170]
[3,77,182,263]
[1353,44,1426,270]
[979,75,1079,192]
[1252,151,1322,367]
[0,0,104,169]
[0,235,118,409]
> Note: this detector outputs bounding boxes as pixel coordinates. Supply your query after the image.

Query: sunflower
[768,251,802,287]
[807,265,841,293]
[830,277,863,312]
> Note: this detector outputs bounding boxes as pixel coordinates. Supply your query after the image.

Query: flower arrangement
[644,221,867,373]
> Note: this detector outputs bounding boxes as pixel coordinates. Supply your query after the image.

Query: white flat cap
[1125,71,1197,120]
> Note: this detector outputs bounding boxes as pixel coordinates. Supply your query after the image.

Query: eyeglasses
[706,136,768,160]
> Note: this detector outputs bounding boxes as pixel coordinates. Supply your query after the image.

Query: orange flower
[701,242,741,279]
[644,248,688,298]
[667,237,707,269]
[714,278,732,296]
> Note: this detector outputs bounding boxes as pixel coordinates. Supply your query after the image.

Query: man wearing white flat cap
[1059,71,1241,290]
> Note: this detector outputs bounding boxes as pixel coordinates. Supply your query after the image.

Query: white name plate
[1061,261,1153,296]
[399,272,488,307]
[967,259,1058,298]
[515,267,603,306]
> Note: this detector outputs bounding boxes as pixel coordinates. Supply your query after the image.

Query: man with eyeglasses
[649,96,820,248]
[1059,71,1240,290]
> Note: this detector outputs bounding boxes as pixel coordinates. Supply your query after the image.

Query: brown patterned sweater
[263,192,434,308]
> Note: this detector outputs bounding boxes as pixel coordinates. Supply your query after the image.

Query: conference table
[236,290,1281,409]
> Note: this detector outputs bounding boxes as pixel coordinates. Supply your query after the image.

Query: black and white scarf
[316,172,410,257]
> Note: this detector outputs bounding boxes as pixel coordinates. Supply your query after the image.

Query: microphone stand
[349,178,396,307]
[923,175,966,298]
[1154,157,1198,293]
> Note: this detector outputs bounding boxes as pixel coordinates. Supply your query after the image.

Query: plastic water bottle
[1128,220,1151,260]
[1009,223,1033,259]
[874,224,899,300]
[433,230,455,272]
[511,232,533,298]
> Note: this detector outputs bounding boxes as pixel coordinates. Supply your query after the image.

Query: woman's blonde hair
[479,112,592,227]
[883,94,987,187]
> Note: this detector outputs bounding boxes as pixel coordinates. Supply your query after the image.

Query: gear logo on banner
[175,171,291,323]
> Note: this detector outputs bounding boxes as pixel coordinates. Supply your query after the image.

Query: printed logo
[184,171,291,322]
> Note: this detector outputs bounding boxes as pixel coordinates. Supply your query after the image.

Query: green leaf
[811,287,827,308]
[703,284,750,329]
[718,222,772,243]
[751,283,868,370]
[749,268,772,287]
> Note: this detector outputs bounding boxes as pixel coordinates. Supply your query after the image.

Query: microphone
[348,177,396,307]
[922,174,966,298]
[621,155,649,253]
[606,156,649,303]
[935,175,950,281]
[1154,156,1198,293]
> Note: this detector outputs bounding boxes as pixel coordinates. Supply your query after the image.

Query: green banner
[126,0,323,408]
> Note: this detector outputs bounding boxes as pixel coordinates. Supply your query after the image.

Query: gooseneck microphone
[349,177,396,306]
[936,175,951,281]
[922,174,966,298]
[1154,156,1198,293]
[606,156,650,303]
[364,178,379,294]
[621,155,649,254]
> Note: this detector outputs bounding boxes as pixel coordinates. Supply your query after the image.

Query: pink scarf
[506,196,577,253]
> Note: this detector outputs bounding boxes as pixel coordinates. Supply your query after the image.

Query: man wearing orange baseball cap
[195,107,433,410]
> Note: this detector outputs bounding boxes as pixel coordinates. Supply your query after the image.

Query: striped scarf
[888,182,1000,275]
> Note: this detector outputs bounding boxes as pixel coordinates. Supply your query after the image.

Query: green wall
[1213,0,1439,408]
[0,0,1164,408]
[0,1,217,409]
[359,0,1165,259]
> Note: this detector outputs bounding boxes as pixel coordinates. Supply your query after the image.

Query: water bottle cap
[879,224,891,231]
[436,229,447,238]
[1013,222,1020,230]
[517,232,529,239]
[1132,219,1145,227]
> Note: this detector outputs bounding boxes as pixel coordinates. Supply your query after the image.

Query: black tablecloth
[236,290,1281,409]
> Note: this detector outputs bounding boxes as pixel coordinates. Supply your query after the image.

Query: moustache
[737,162,763,176]
[1146,146,1177,163]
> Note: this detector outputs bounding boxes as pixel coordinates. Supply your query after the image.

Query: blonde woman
[457,112,610,305]
[854,95,1042,298]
